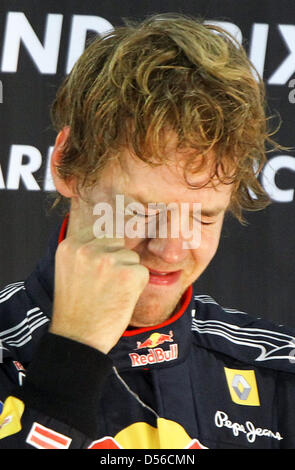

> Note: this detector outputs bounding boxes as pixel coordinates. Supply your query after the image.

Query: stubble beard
[128,286,186,328]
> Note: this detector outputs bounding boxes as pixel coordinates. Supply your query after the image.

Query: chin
[130,291,183,328]
[130,303,167,327]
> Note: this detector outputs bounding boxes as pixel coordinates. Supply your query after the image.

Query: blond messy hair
[51,13,280,222]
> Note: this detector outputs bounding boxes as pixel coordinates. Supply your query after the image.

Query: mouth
[145,266,182,286]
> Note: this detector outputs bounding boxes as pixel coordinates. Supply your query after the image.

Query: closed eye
[125,208,161,220]
[192,216,216,226]
[136,212,157,218]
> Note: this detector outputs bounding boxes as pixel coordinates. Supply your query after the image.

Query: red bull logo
[88,436,206,449]
[136,331,174,349]
[88,418,208,449]
[130,331,178,367]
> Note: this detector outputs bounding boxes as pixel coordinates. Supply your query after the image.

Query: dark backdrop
[0,0,294,326]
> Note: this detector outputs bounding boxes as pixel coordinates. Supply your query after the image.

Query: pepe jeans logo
[214,411,283,444]
[129,331,178,367]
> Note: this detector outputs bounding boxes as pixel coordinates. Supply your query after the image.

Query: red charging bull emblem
[129,331,178,367]
[136,331,174,350]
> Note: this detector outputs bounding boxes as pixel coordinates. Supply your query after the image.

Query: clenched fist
[49,229,149,354]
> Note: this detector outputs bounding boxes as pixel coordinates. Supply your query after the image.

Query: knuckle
[99,252,116,267]
[56,238,74,258]
[118,266,133,281]
[76,243,94,259]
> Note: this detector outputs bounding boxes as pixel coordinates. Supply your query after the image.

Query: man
[0,14,294,449]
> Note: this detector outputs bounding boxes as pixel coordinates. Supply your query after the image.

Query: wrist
[14,331,113,438]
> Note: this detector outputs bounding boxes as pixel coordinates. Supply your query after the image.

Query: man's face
[68,138,233,328]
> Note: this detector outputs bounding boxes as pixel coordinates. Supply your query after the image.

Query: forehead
[97,145,233,212]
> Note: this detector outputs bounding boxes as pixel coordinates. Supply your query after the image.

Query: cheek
[191,225,223,264]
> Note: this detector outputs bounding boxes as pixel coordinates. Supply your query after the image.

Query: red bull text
[130,331,178,367]
[130,346,178,367]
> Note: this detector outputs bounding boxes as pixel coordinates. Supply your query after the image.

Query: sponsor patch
[130,331,178,367]
[214,410,283,444]
[0,396,24,439]
[224,368,260,406]
[136,331,174,349]
[26,422,72,449]
[89,418,208,449]
[129,344,178,367]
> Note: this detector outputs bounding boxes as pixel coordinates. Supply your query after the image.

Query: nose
[146,235,189,264]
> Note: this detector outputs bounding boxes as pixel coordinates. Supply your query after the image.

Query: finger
[111,248,141,265]
[74,224,125,248]
[130,263,150,287]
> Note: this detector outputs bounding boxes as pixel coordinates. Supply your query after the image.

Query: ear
[51,126,77,198]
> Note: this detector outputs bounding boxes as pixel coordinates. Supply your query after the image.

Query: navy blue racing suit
[0,220,295,449]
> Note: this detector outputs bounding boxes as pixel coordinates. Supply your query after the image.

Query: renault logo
[224,368,260,406]
[232,374,251,400]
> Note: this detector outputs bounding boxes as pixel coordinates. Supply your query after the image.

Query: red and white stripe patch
[26,422,72,449]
